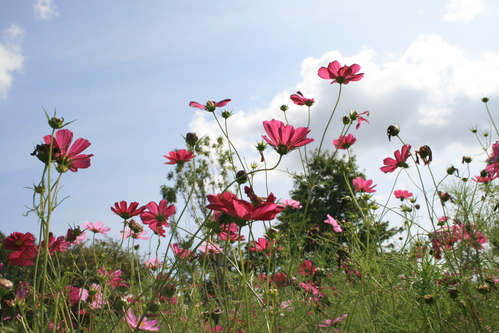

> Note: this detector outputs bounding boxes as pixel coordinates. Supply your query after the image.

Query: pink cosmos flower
[249,237,282,255]
[98,267,129,289]
[206,192,282,225]
[380,144,411,173]
[317,314,348,327]
[140,200,176,237]
[15,281,30,300]
[189,99,231,112]
[318,60,364,85]
[290,91,315,106]
[66,285,89,305]
[124,309,161,331]
[144,258,163,270]
[394,190,413,200]
[199,242,223,254]
[262,119,314,155]
[111,201,146,220]
[7,246,38,266]
[485,162,499,179]
[3,232,35,251]
[298,260,318,276]
[351,111,370,130]
[333,134,357,150]
[164,149,195,165]
[324,214,342,233]
[487,141,499,164]
[217,223,245,242]
[171,243,193,260]
[352,177,376,193]
[81,221,110,235]
[121,227,150,240]
[277,199,303,209]
[43,129,93,172]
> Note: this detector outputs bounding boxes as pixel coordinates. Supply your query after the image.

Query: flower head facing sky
[333,134,357,150]
[380,144,411,173]
[81,221,110,235]
[324,214,342,233]
[290,91,315,106]
[318,60,364,84]
[394,190,413,200]
[124,309,161,331]
[262,119,314,155]
[352,177,377,193]
[42,129,93,172]
[164,149,195,165]
[189,99,231,112]
[140,200,176,237]
[111,201,146,220]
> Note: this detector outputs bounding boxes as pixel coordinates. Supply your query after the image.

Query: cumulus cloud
[0,24,24,99]
[189,34,499,196]
[33,0,59,20]
[443,0,484,22]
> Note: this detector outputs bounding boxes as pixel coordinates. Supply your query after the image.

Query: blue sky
[1,0,499,249]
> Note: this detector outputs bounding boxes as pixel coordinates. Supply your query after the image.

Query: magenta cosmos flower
[324,214,342,233]
[124,309,161,331]
[3,232,36,251]
[43,129,93,172]
[189,99,231,112]
[262,119,314,155]
[290,91,315,106]
[277,199,303,209]
[352,176,377,193]
[250,237,282,255]
[164,149,195,165]
[333,134,357,150]
[206,192,282,226]
[140,200,176,237]
[318,60,364,85]
[393,190,413,200]
[82,221,110,235]
[380,144,411,173]
[111,201,146,220]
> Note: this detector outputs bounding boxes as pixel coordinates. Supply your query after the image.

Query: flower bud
[34,185,45,194]
[386,124,400,141]
[185,132,199,147]
[470,127,478,133]
[235,170,248,184]
[342,116,351,125]
[221,110,232,119]
[255,141,267,152]
[31,144,58,164]
[462,156,472,164]
[205,101,217,112]
[266,227,279,240]
[476,283,490,295]
[56,164,68,173]
[446,166,458,175]
[280,105,289,112]
[48,116,65,129]
[481,97,490,103]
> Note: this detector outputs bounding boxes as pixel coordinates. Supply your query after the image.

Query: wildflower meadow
[2,60,499,333]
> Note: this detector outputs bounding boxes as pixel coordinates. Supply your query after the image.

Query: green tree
[276,149,401,254]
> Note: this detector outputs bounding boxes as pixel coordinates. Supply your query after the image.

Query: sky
[1,0,499,252]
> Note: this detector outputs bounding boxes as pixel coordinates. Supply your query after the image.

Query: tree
[276,149,401,255]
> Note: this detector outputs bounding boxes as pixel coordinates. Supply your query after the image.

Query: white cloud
[443,0,484,22]
[0,25,24,99]
[188,33,499,203]
[33,0,59,20]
